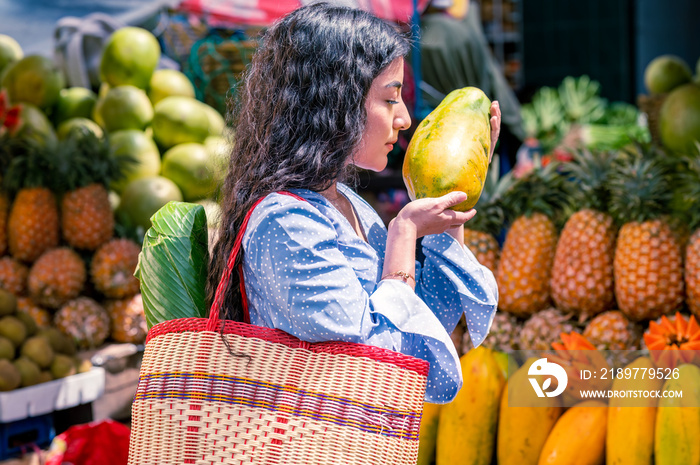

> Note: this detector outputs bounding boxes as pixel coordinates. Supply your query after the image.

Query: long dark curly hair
[207,3,411,321]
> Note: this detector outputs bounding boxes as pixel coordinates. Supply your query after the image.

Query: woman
[207,2,500,403]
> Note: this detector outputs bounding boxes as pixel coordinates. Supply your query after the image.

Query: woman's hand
[489,101,501,163]
[391,191,476,239]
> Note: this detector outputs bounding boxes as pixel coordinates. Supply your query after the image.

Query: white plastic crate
[0,367,105,423]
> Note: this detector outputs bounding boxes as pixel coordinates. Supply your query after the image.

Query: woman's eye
[388,100,399,105]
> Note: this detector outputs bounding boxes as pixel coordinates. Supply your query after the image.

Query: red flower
[0,89,22,134]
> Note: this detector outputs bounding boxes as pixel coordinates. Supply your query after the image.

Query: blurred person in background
[419,0,524,172]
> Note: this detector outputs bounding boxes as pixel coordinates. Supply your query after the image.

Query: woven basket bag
[128,191,429,464]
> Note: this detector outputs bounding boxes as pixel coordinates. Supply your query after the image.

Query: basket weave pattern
[129,323,428,464]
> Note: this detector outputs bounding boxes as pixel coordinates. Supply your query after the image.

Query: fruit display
[0,28,222,382]
[495,164,569,317]
[2,17,699,462]
[433,66,700,464]
[0,288,88,391]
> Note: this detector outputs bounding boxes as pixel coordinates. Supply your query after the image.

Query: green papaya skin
[403,87,491,211]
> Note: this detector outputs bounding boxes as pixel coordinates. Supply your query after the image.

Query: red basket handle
[207,191,306,331]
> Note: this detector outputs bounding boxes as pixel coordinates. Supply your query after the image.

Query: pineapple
[551,150,618,320]
[0,256,29,295]
[27,248,86,309]
[463,154,511,274]
[608,147,684,321]
[56,131,119,251]
[583,310,641,350]
[687,229,700,318]
[16,297,51,328]
[518,307,575,350]
[496,164,569,317]
[2,137,61,263]
[0,192,8,256]
[674,155,700,318]
[105,294,147,344]
[8,188,60,263]
[54,297,110,349]
[91,238,141,299]
[62,183,114,251]
[462,311,520,353]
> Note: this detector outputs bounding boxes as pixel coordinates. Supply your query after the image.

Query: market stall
[0,0,699,463]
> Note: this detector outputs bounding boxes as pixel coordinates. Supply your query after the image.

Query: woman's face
[353,58,411,172]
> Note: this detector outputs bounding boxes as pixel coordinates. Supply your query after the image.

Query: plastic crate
[0,368,105,423]
[0,413,54,460]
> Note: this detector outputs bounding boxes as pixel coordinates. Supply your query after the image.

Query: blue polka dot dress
[242,184,498,403]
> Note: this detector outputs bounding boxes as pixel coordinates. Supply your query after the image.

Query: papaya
[492,350,518,380]
[497,358,563,465]
[403,87,491,212]
[417,402,441,465]
[436,346,505,465]
[654,363,700,465]
[606,356,663,465]
[538,400,607,465]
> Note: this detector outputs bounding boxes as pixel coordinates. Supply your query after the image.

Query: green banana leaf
[135,201,210,329]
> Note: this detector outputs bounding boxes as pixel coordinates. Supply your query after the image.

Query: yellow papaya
[497,358,563,465]
[538,400,607,465]
[417,402,441,465]
[436,346,505,465]
[606,356,663,465]
[654,363,700,465]
[402,87,491,212]
[491,350,518,380]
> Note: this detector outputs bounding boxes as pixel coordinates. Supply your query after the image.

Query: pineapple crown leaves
[500,162,572,228]
[607,143,677,225]
[52,128,134,193]
[1,136,61,195]
[466,155,509,236]
[558,75,607,124]
[670,150,700,232]
[560,149,619,212]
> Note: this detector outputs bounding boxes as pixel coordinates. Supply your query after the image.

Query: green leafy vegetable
[135,201,210,328]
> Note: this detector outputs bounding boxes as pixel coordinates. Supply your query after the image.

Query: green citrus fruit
[204,135,230,179]
[161,143,218,201]
[201,102,225,137]
[108,129,161,193]
[94,85,153,132]
[117,176,183,231]
[659,83,700,154]
[147,69,195,106]
[195,199,222,229]
[11,103,57,146]
[151,96,210,149]
[56,117,104,140]
[0,34,23,77]
[1,55,65,109]
[53,87,97,126]
[99,27,160,89]
[644,55,692,94]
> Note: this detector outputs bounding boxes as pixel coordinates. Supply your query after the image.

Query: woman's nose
[395,101,412,131]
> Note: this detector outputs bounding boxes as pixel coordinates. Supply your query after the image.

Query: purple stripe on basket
[135,371,422,440]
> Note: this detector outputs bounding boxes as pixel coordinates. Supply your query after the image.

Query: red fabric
[176,0,429,26]
[45,420,131,465]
